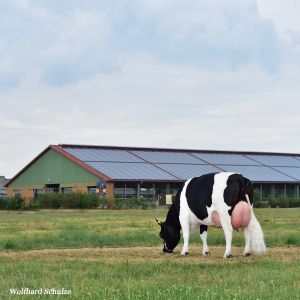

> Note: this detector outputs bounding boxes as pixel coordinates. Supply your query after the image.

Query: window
[275,184,285,198]
[14,190,21,197]
[286,185,296,198]
[114,182,138,199]
[88,187,97,194]
[46,184,60,193]
[34,188,44,198]
[62,187,72,194]
[262,184,272,200]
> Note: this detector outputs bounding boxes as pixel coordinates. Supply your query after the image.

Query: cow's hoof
[180,252,189,256]
[225,254,233,258]
[203,251,211,256]
[244,252,251,257]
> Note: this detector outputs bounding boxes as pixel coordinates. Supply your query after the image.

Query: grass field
[0,208,299,299]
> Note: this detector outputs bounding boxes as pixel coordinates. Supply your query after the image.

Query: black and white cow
[157,172,266,258]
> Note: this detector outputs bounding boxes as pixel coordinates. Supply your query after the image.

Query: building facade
[5,144,300,204]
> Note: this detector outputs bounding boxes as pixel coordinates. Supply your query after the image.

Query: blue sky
[0,0,300,177]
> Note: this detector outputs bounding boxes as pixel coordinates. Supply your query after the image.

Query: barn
[5,144,300,204]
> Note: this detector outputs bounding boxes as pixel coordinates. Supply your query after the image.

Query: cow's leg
[219,213,233,258]
[179,217,190,255]
[243,227,251,256]
[200,225,210,256]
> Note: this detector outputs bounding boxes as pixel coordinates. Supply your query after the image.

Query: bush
[0,197,10,209]
[253,201,269,208]
[36,193,62,209]
[34,192,101,209]
[288,198,300,208]
[269,196,289,208]
[0,196,25,210]
[253,189,261,203]
[61,193,100,209]
[112,198,157,210]
[10,196,25,209]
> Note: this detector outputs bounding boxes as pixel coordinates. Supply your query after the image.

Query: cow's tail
[245,194,267,254]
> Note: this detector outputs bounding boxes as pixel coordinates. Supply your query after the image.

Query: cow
[156,172,266,258]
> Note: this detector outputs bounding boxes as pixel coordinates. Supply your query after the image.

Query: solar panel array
[62,146,300,182]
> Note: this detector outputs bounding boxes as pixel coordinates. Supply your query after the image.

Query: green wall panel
[11,149,99,187]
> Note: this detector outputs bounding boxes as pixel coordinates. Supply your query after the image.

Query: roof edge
[58,144,300,157]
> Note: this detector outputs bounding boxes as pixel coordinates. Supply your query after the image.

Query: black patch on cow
[185,173,216,220]
[224,174,254,215]
[200,225,208,234]
[159,184,183,251]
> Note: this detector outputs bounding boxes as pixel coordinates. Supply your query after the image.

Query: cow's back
[185,173,217,220]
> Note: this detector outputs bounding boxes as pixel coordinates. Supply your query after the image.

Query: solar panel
[246,155,300,167]
[63,147,143,162]
[220,165,296,182]
[155,164,222,180]
[85,162,178,180]
[130,150,202,164]
[191,153,260,165]
[62,146,300,182]
[272,167,300,180]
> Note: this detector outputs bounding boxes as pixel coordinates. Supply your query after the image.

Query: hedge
[1,194,299,210]
[0,194,157,210]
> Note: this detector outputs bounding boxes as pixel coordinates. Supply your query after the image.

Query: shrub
[253,189,261,203]
[98,197,108,208]
[10,196,25,209]
[112,198,157,210]
[0,196,25,210]
[60,193,100,209]
[36,193,61,209]
[269,196,289,208]
[27,199,40,210]
[0,197,10,209]
[253,201,269,208]
[34,192,101,209]
[288,198,300,208]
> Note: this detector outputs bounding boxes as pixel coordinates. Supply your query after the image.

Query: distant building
[5,144,300,204]
[0,176,8,197]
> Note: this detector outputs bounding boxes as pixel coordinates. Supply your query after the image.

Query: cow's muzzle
[163,244,173,253]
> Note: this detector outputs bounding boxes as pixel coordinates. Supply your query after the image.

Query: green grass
[0,208,299,299]
[0,208,299,250]
[0,257,299,300]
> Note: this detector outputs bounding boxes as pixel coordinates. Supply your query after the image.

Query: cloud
[0,0,281,87]
[1,1,300,178]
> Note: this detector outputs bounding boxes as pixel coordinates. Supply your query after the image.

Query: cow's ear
[155,218,163,226]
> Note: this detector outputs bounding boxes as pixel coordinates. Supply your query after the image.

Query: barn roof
[5,144,300,186]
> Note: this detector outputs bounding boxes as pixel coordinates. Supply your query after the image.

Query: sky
[1,0,300,178]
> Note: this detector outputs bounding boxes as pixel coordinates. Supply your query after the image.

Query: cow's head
[155,218,180,253]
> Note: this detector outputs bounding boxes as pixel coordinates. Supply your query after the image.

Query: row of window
[114,183,300,200]
[13,183,300,201]
[254,183,300,200]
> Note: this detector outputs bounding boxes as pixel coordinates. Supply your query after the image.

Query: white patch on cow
[200,230,209,255]
[179,178,192,255]
[211,172,235,258]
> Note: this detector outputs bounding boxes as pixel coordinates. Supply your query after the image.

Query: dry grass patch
[1,245,299,264]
